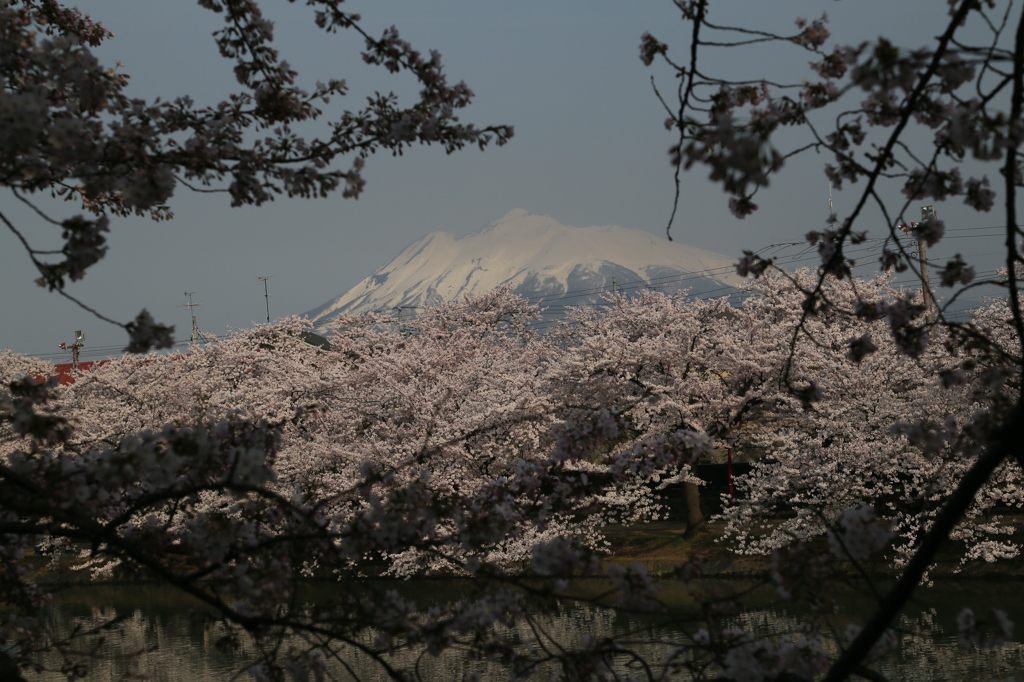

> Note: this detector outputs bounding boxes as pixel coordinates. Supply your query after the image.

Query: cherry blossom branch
[824,404,1019,681]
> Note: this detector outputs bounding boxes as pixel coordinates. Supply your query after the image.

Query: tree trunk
[683,479,706,537]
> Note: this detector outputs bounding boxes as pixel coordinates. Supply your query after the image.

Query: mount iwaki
[304,209,744,328]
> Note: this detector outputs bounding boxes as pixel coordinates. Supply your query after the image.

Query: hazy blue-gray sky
[1,0,1008,359]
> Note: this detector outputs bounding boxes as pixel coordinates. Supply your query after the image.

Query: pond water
[18,578,1024,681]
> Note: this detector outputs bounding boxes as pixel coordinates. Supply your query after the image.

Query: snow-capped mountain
[305,209,743,328]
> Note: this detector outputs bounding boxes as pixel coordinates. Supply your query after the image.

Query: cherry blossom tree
[641,0,1024,678]
[4,277,1010,679]
[0,286,732,678]
[544,273,1021,575]
[550,290,772,535]
[27,288,721,571]
[715,271,1021,572]
[0,323,718,678]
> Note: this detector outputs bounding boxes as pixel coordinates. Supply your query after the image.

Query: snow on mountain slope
[304,209,743,328]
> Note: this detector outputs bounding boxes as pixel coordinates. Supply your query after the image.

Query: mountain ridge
[304,209,742,328]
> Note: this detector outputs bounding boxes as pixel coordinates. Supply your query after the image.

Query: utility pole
[898,205,936,323]
[919,205,936,323]
[178,292,205,345]
[612,276,619,296]
[257,276,273,324]
[826,181,839,228]
[59,330,85,371]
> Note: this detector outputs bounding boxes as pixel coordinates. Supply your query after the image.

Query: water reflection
[20,580,1024,681]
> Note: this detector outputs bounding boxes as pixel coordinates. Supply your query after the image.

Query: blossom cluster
[1,272,1020,678]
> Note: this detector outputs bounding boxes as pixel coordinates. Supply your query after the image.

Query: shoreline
[25,520,1024,585]
[601,519,1024,580]
[28,532,1024,581]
